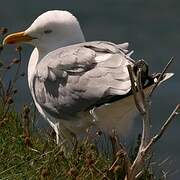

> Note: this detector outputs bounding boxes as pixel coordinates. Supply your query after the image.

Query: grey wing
[33,41,133,119]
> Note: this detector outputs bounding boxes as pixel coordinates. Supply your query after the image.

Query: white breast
[28,48,39,90]
[28,48,50,120]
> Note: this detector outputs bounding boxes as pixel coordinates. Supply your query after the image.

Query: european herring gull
[3,10,173,144]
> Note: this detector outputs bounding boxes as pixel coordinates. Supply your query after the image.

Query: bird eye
[44,30,52,34]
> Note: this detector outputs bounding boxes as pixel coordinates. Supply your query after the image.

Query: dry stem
[149,57,174,97]
[125,58,178,180]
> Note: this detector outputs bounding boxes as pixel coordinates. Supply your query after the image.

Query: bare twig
[109,156,120,171]
[149,57,174,97]
[126,64,151,180]
[127,65,150,147]
[22,105,31,147]
[125,58,177,180]
[9,46,22,94]
[127,65,145,114]
[132,105,179,180]
[137,68,150,148]
[92,164,111,180]
[144,104,180,154]
[127,64,152,180]
[137,69,145,103]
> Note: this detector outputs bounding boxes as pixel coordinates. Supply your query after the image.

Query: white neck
[37,35,85,60]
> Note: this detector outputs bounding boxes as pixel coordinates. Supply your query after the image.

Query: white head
[3,10,85,54]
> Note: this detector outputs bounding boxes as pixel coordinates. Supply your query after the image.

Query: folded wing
[33,41,134,120]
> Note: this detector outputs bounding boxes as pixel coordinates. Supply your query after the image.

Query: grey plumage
[33,41,133,120]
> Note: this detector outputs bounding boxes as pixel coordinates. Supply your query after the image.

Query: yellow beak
[3,31,34,45]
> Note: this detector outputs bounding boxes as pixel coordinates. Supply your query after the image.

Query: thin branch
[137,68,150,148]
[135,170,143,179]
[127,64,150,148]
[125,58,176,180]
[109,156,120,171]
[126,64,151,180]
[127,65,145,114]
[133,104,179,180]
[144,104,180,154]
[137,69,145,103]
[91,164,111,180]
[128,104,179,180]
[149,57,174,97]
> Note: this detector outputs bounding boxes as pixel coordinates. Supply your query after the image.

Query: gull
[3,10,173,144]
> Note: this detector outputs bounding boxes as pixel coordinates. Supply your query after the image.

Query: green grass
[0,105,157,180]
[0,108,110,179]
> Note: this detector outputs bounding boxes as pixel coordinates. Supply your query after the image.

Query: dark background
[0,0,180,178]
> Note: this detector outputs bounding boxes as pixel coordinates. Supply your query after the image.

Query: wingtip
[153,72,174,85]
[162,73,174,82]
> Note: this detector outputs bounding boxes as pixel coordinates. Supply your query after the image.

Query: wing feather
[33,41,133,119]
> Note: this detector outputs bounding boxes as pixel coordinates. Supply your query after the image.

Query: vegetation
[0,27,179,179]
[0,105,155,179]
